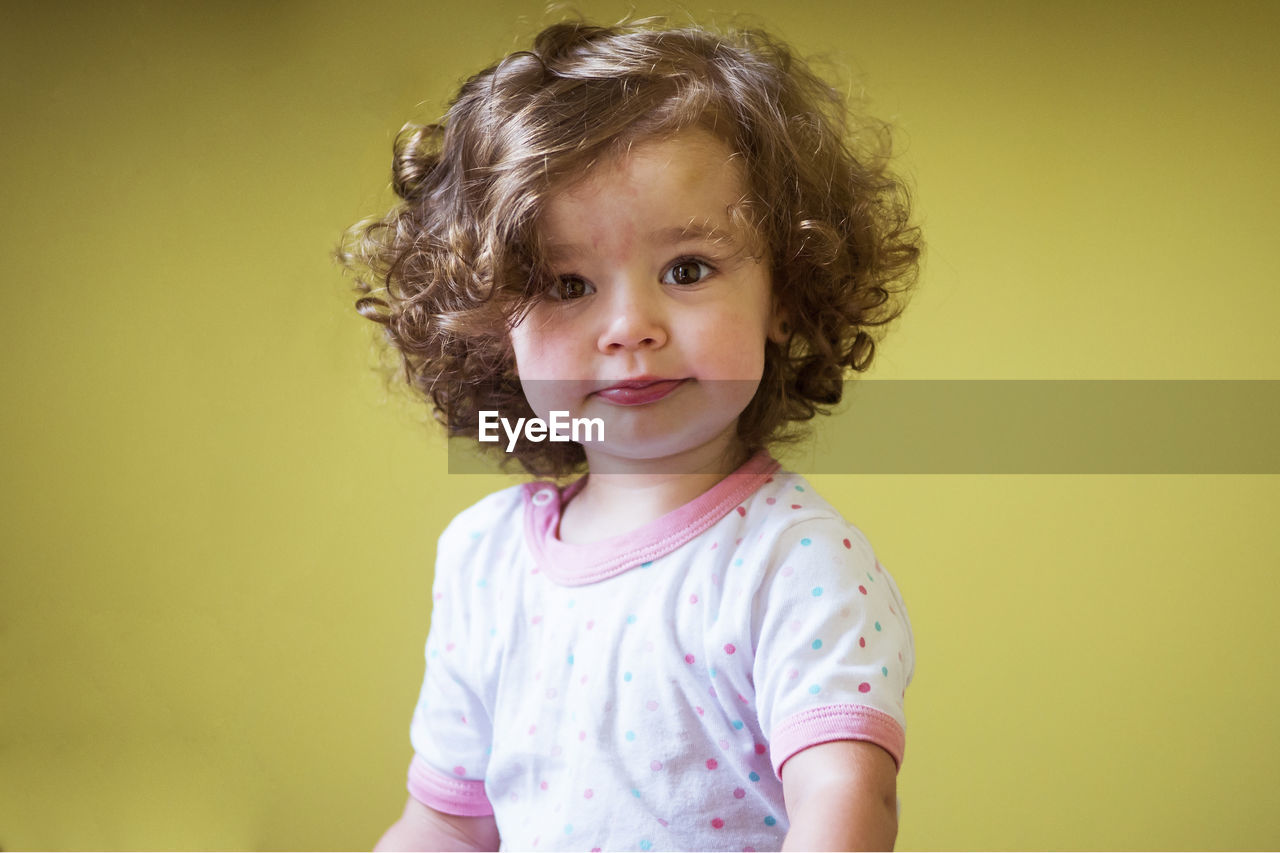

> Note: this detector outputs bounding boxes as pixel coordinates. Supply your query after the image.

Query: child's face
[509,128,786,474]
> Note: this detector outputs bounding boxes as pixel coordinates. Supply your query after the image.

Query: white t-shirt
[406,452,914,851]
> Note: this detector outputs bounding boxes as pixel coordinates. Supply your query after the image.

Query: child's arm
[374,795,500,852]
[780,740,899,852]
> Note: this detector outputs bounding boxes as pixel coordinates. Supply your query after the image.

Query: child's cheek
[699,309,769,380]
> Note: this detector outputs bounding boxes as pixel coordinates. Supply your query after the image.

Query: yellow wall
[2,0,1277,849]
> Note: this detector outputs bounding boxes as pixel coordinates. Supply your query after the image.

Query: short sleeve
[752,517,914,779]
[406,524,495,817]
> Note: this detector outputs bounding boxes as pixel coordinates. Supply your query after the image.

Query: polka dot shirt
[406,452,913,851]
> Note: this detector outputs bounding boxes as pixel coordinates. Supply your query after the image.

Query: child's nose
[596,282,668,353]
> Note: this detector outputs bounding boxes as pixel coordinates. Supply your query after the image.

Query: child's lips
[592,378,688,405]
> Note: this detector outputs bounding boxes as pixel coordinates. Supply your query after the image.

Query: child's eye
[663,259,713,286]
[552,275,594,300]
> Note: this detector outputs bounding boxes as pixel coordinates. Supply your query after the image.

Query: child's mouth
[592,378,688,405]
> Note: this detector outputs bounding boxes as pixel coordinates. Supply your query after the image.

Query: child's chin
[583,429,745,474]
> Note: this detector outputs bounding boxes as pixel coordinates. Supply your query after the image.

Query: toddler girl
[343,18,920,852]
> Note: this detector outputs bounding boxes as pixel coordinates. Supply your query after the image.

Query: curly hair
[340,17,921,477]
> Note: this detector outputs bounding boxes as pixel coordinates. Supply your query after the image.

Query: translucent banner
[446,380,1280,474]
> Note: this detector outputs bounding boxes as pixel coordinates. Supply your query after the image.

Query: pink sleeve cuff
[771,704,906,778]
[407,754,494,817]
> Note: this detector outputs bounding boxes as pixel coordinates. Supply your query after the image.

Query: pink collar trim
[523,451,781,586]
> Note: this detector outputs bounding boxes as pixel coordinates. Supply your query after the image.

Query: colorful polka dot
[711,818,725,829]
[689,594,698,604]
[685,654,696,664]
[858,682,871,693]
[583,789,593,799]
[808,684,821,694]
[811,639,823,650]
[812,586,823,596]
[882,666,889,676]
[755,743,767,755]
[733,787,746,799]
[732,719,745,730]
[626,730,636,741]
[623,672,632,682]
[764,816,777,826]
[646,700,659,711]
[875,621,882,631]
[858,585,868,595]
[453,765,466,776]
[564,824,573,834]
[650,760,663,771]
[706,758,718,770]
[639,841,652,851]
[800,538,812,546]
[748,771,761,782]
[843,538,852,549]
[724,643,737,655]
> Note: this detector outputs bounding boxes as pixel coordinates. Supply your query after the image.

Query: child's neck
[556,444,753,545]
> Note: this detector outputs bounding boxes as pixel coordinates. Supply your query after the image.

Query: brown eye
[663,260,711,286]
[555,276,592,299]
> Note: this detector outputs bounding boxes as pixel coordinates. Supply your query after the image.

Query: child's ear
[767,301,791,345]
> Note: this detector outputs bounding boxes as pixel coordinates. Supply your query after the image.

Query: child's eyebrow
[650,222,740,250]
[542,223,742,263]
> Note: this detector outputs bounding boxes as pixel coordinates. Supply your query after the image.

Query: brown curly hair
[340,17,921,477]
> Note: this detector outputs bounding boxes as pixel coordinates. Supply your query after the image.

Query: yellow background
[2,0,1278,849]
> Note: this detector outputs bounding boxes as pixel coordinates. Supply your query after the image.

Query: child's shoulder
[745,470,876,558]
[437,481,537,550]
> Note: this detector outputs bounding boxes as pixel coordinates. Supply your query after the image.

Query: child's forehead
[548,129,747,207]
[534,161,764,266]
